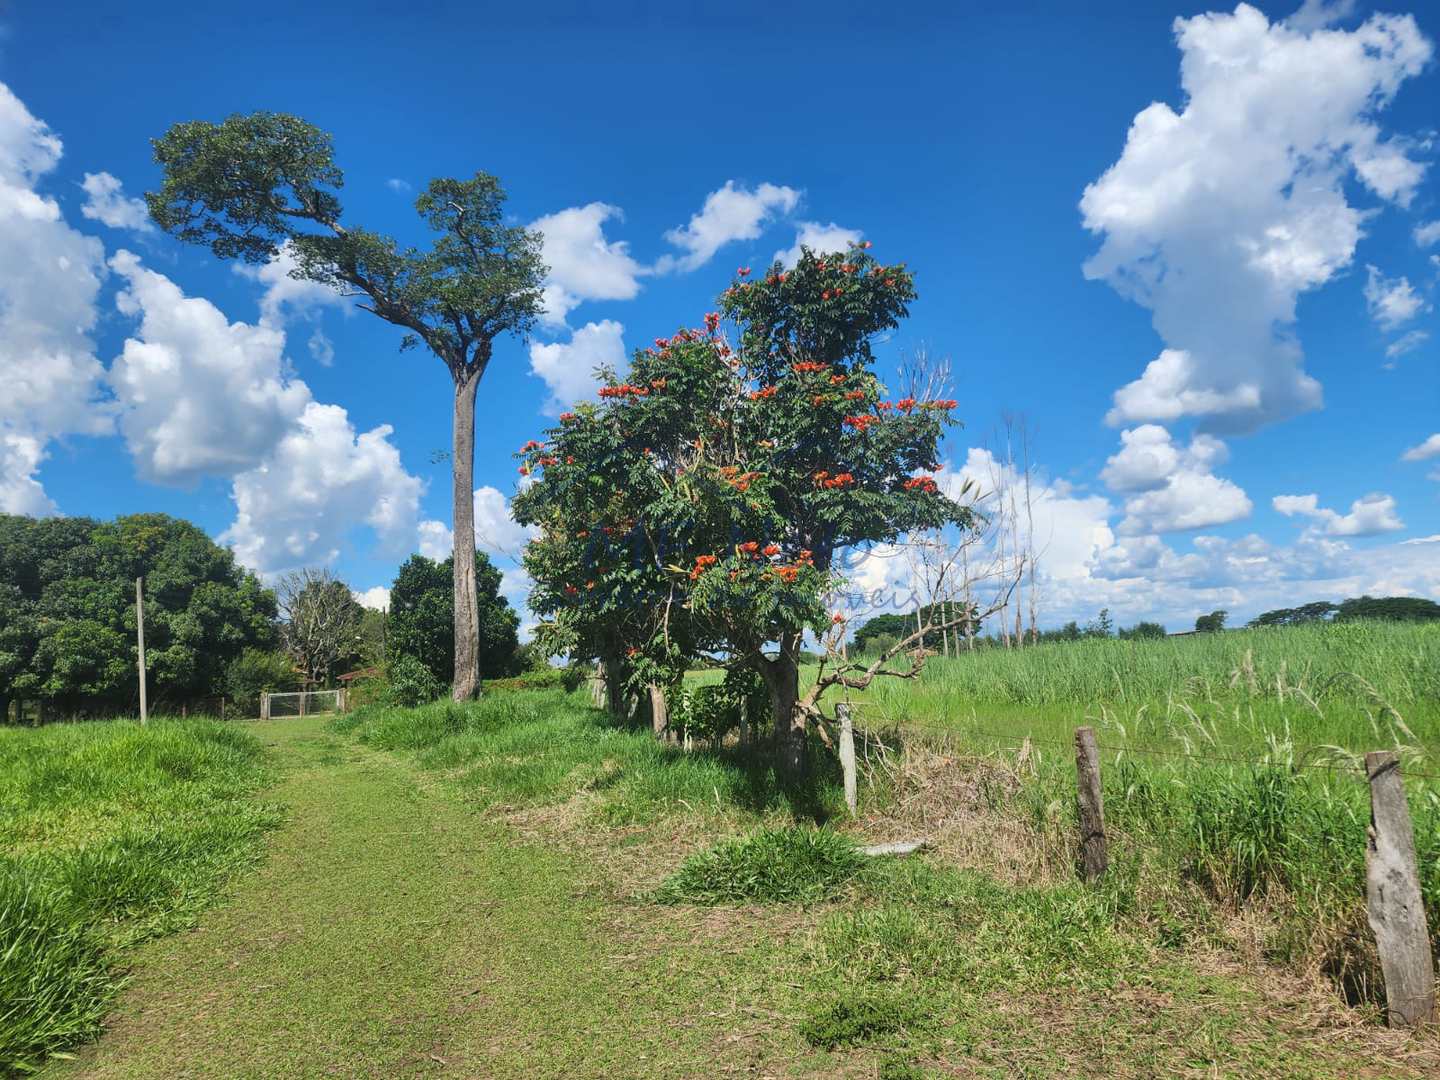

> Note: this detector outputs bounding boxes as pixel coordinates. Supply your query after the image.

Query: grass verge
[0,719,278,1075]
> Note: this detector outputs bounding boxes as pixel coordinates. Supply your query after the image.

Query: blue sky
[1,0,1436,631]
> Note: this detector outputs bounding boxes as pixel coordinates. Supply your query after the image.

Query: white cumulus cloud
[0,82,111,514]
[1364,265,1427,331]
[353,586,391,610]
[79,171,153,232]
[530,203,646,329]
[1081,4,1431,433]
[528,319,627,416]
[655,181,800,273]
[1415,220,1440,248]
[774,221,864,269]
[1273,491,1404,536]
[1400,434,1440,462]
[1385,329,1429,360]
[1101,425,1250,534]
[221,402,423,574]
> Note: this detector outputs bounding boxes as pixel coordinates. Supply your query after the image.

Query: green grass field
[7,621,1439,1077]
[0,719,279,1075]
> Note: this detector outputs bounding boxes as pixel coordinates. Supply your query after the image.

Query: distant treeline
[851,595,1440,656]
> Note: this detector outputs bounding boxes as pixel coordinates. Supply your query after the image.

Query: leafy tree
[277,569,365,688]
[0,513,277,719]
[1248,602,1337,628]
[517,243,972,770]
[223,648,300,717]
[1118,620,1167,640]
[1194,610,1228,633]
[1084,608,1114,638]
[852,603,981,654]
[146,113,545,700]
[385,654,443,707]
[389,552,520,686]
[1335,595,1440,622]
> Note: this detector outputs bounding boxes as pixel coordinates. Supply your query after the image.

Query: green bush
[483,665,585,693]
[222,648,299,718]
[654,826,862,905]
[385,655,443,708]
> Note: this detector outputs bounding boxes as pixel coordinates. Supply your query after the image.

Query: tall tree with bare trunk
[146,113,545,699]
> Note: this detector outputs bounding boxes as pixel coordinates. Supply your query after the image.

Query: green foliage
[384,655,443,708]
[222,649,300,717]
[0,718,278,1071]
[388,552,520,685]
[1194,609,1228,633]
[148,113,545,369]
[854,603,979,654]
[1336,595,1440,622]
[1249,601,1338,628]
[0,513,277,718]
[668,668,767,741]
[799,991,924,1049]
[483,665,586,693]
[654,826,862,904]
[1117,620,1166,640]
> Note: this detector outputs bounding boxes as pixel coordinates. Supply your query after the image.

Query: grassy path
[43,717,837,1080]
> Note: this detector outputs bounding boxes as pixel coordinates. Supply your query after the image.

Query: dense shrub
[654,827,862,904]
[385,655,443,708]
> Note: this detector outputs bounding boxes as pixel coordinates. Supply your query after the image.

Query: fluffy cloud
[655,181,800,273]
[108,250,312,485]
[1100,425,1250,534]
[1364,265,1427,331]
[774,221,864,269]
[1272,491,1404,536]
[1100,424,1226,492]
[528,319,626,415]
[414,486,533,561]
[1286,0,1357,33]
[0,82,111,514]
[530,203,646,328]
[0,432,56,516]
[1400,434,1440,462]
[353,586,390,610]
[1414,220,1440,248]
[1385,330,1429,360]
[79,171,152,232]
[233,240,347,329]
[1081,5,1431,433]
[221,402,423,573]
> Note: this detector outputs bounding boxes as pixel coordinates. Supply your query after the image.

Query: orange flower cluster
[821,288,845,300]
[738,541,760,554]
[921,398,958,409]
[844,389,865,401]
[765,271,790,285]
[537,456,559,467]
[704,312,720,334]
[689,553,719,581]
[559,412,577,422]
[737,266,751,277]
[521,439,544,452]
[719,465,761,492]
[599,383,650,399]
[829,374,846,385]
[749,385,778,400]
[903,475,939,494]
[813,470,855,489]
[792,361,829,373]
[844,414,880,432]
[812,394,828,406]
[626,646,640,657]
[774,566,800,583]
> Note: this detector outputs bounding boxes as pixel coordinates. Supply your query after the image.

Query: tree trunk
[648,684,669,742]
[452,367,483,701]
[760,635,804,773]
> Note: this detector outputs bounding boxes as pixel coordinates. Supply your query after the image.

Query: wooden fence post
[838,703,857,819]
[1074,726,1107,881]
[1365,751,1437,1028]
[260,692,270,722]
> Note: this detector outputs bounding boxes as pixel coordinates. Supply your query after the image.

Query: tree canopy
[388,552,521,686]
[0,513,276,718]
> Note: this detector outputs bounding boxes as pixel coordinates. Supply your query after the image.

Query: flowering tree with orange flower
[516,242,973,773]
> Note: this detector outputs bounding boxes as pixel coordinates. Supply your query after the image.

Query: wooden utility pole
[1365,751,1436,1027]
[135,577,148,725]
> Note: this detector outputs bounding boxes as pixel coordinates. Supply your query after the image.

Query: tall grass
[333,689,847,826]
[849,620,1440,754]
[0,719,278,1075]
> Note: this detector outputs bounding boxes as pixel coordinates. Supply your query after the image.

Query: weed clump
[655,826,862,904]
[799,990,925,1049]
